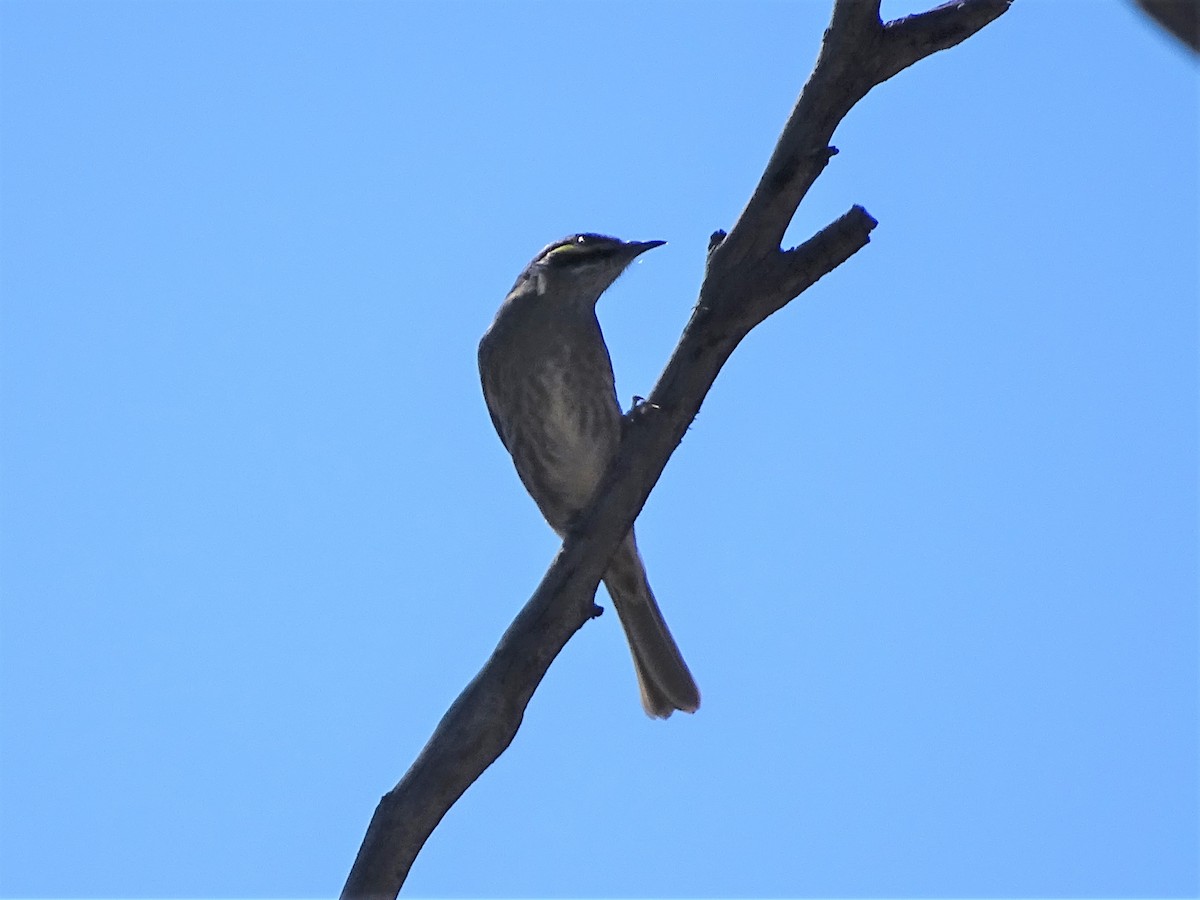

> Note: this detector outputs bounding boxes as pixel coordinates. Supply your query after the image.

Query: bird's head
[514,233,665,307]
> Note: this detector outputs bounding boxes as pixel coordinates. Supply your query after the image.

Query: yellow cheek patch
[545,242,588,262]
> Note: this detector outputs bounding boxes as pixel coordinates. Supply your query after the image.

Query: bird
[478,233,700,718]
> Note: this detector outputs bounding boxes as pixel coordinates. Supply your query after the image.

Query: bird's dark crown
[533,233,628,269]
[507,233,663,298]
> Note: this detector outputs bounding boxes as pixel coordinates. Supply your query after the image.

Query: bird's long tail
[603,532,700,718]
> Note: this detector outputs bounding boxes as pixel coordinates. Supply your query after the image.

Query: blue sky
[1,1,1196,897]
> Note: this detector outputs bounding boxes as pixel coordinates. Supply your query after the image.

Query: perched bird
[478,233,700,718]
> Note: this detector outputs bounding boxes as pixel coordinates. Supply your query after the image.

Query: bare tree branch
[340,1,1010,896]
[1134,0,1200,52]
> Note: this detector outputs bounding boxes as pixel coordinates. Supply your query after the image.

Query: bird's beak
[628,239,666,257]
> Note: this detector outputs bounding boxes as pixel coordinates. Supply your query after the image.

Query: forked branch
[341,1,1010,896]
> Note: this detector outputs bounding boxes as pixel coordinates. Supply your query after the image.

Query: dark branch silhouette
[341,1,1010,896]
[1134,0,1200,52]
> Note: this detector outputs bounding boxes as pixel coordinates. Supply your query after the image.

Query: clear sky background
[1,1,1196,897]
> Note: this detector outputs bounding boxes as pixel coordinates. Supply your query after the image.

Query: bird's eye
[539,233,615,268]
